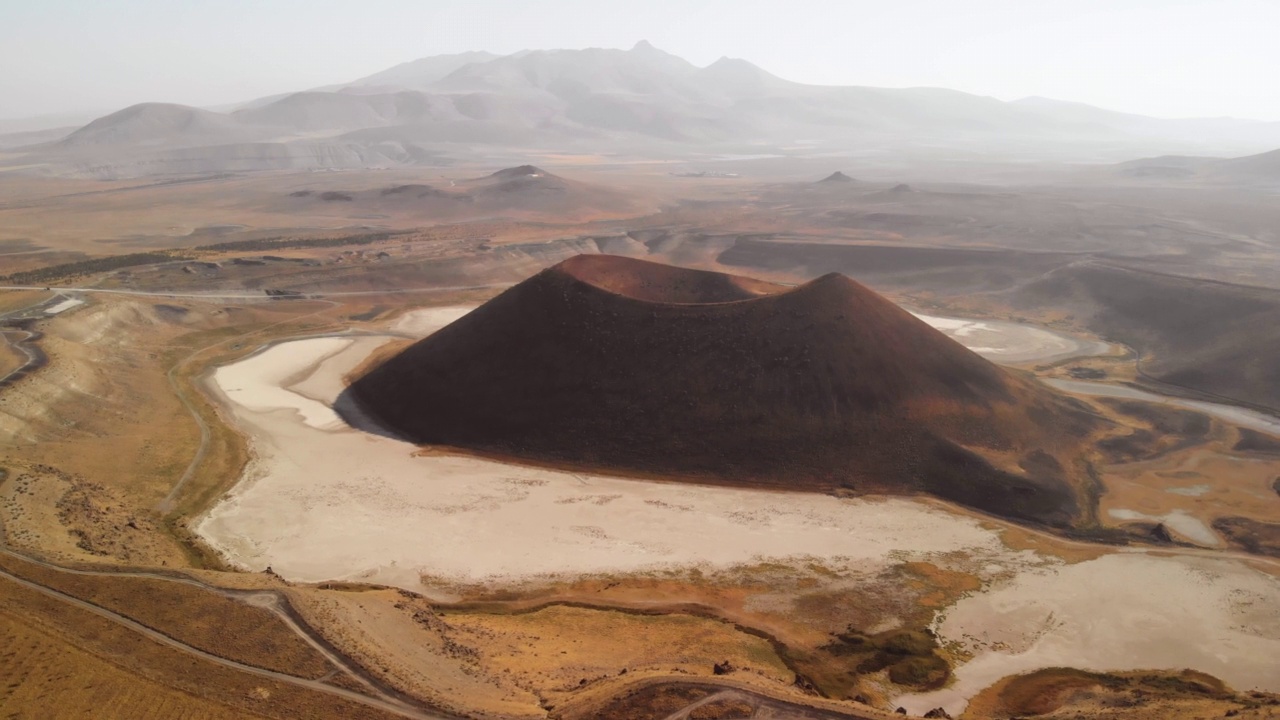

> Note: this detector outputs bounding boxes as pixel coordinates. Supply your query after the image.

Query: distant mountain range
[5,41,1280,178]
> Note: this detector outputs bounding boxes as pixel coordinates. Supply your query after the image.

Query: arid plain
[3,157,1280,720]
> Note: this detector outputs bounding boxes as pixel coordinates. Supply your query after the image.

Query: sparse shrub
[887,654,949,687]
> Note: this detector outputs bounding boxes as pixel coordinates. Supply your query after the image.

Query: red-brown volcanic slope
[348,255,1103,527]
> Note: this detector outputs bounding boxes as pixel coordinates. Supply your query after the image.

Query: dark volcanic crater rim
[347,254,1105,529]
[552,253,792,306]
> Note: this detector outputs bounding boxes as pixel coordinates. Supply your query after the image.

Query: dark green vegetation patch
[3,252,189,284]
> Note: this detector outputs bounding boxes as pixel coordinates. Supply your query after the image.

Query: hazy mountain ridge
[1119,147,1280,183]
[10,41,1280,177]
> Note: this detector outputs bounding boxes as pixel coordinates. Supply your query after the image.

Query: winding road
[0,564,452,719]
[0,287,467,718]
[0,511,455,719]
[3,272,1279,720]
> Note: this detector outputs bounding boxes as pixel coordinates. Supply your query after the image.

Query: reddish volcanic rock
[347,255,1102,527]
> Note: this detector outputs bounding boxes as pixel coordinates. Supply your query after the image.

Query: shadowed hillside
[278,165,642,221]
[1005,262,1280,411]
[347,255,1103,527]
[1119,148,1280,185]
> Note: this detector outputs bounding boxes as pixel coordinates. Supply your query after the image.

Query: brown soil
[1089,439,1280,550]
[1235,428,1280,454]
[349,254,1103,528]
[586,683,717,720]
[578,682,885,720]
[964,667,1279,720]
[1213,516,1280,557]
[1092,398,1212,462]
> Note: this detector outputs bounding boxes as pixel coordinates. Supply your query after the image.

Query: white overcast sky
[2,0,1277,120]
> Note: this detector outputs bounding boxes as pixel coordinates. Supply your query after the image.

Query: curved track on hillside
[4,269,1278,720]
[155,299,348,514]
[0,561,452,719]
[0,289,460,718]
[0,325,43,390]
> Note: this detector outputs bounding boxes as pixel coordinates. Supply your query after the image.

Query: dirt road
[0,560,455,720]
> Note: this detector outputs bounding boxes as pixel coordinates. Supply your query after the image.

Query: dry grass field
[963,667,1280,719]
[286,585,802,718]
[0,295,353,568]
[0,573,406,720]
[440,604,792,700]
[0,551,334,679]
[0,607,276,720]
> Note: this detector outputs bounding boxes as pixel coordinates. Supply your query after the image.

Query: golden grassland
[0,296,352,569]
[0,290,50,314]
[287,586,547,718]
[287,584,836,719]
[430,557,988,704]
[440,603,793,698]
[963,667,1280,720]
[0,606,277,720]
[0,551,334,679]
[0,574,404,720]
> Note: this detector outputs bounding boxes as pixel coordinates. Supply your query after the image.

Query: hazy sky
[3,0,1278,121]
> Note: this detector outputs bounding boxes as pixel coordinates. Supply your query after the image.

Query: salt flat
[910,311,1109,364]
[213,336,354,430]
[198,333,1011,588]
[391,306,475,336]
[195,306,1280,714]
[897,553,1280,715]
[44,297,84,315]
[1107,507,1222,546]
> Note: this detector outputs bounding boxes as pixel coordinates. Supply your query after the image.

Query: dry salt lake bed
[196,305,1280,716]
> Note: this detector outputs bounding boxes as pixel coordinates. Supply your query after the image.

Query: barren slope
[348,255,1102,527]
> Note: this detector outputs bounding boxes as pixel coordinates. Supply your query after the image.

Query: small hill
[1117,148,1280,184]
[1117,155,1220,179]
[1213,148,1280,180]
[457,165,638,215]
[1004,261,1280,413]
[347,255,1103,527]
[819,171,855,183]
[482,164,551,181]
[58,103,249,148]
[280,166,643,220]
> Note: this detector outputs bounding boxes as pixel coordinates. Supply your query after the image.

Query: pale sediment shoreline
[194,305,1279,716]
[911,311,1110,364]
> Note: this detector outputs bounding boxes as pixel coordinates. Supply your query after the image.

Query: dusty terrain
[3,163,1280,720]
[200,330,1011,586]
[196,302,1280,717]
[348,256,1105,528]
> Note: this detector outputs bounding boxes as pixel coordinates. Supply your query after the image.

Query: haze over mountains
[7,41,1280,178]
[280,164,644,222]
